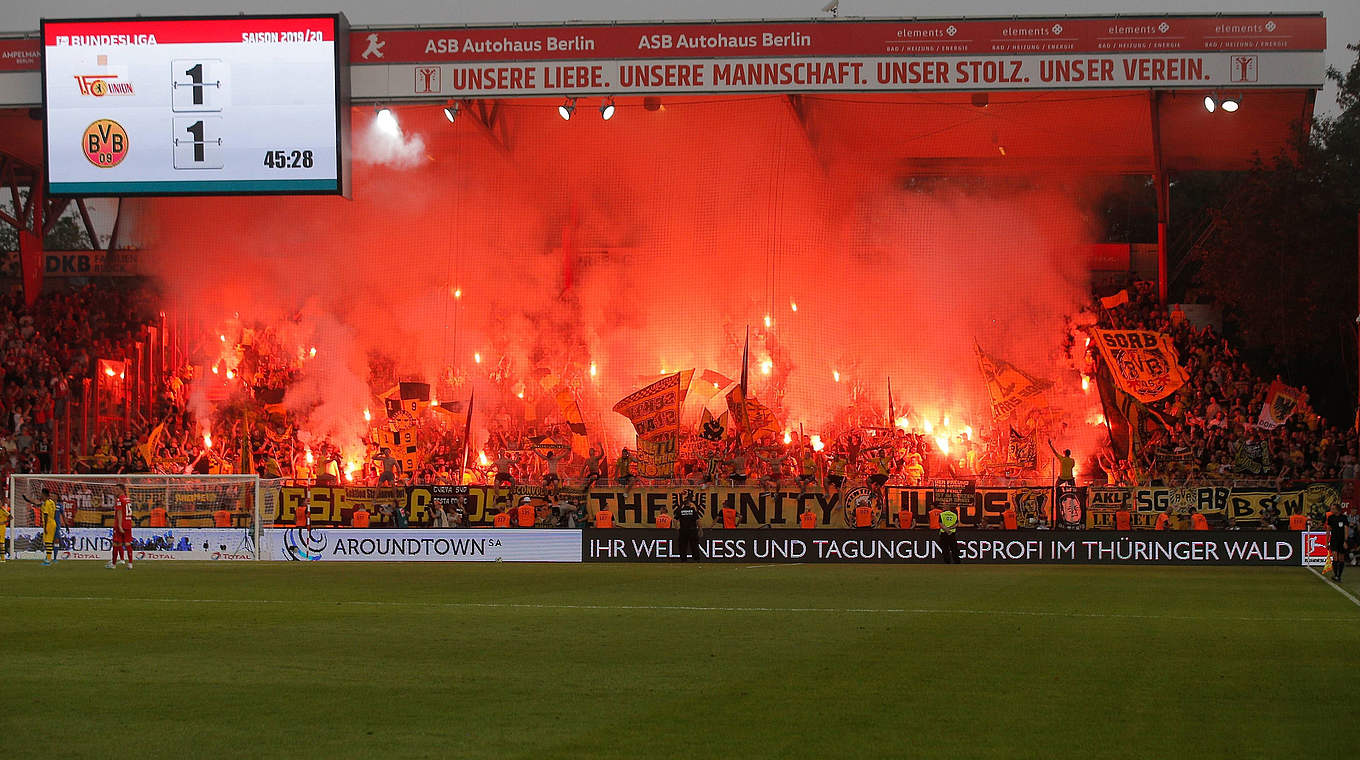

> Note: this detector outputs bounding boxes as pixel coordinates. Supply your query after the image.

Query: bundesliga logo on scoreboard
[74,74,135,96]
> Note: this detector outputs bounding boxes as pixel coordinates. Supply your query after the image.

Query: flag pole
[740,325,749,396]
[887,376,895,430]
[458,389,475,485]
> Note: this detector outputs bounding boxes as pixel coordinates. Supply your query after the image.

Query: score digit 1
[172,117,224,169]
[171,59,224,112]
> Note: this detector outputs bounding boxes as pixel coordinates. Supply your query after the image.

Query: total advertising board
[8,527,255,560]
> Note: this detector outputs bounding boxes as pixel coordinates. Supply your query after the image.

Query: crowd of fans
[0,285,156,486]
[1101,281,1359,486]
[4,280,1357,508]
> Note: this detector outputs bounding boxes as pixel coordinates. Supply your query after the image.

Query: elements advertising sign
[42,15,348,195]
[583,529,1310,565]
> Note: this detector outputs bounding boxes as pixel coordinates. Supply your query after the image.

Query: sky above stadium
[4,0,1357,111]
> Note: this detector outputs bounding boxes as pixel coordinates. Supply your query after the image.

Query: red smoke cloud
[128,95,1106,457]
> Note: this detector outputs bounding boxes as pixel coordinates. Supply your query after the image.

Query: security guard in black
[675,502,701,562]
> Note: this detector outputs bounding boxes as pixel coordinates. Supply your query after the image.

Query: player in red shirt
[107,490,135,569]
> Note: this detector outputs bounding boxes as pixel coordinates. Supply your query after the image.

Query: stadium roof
[790,89,1316,175]
[0,86,1315,181]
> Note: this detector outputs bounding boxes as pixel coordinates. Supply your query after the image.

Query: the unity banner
[1089,329,1189,404]
[261,481,1345,530]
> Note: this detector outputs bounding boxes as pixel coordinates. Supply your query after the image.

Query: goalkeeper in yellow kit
[23,489,60,565]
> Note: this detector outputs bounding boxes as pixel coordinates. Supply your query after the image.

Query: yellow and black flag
[975,343,1052,420]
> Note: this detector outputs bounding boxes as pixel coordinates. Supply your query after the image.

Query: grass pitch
[1,561,1357,759]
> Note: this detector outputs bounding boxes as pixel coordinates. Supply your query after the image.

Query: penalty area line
[1307,567,1360,609]
[0,594,1354,623]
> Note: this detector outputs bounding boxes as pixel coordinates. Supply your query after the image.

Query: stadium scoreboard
[42,15,350,196]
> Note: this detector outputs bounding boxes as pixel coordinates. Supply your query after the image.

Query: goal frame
[6,473,264,561]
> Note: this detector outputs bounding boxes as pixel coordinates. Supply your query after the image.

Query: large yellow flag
[137,422,166,465]
[975,345,1052,420]
[725,385,780,445]
[1089,329,1188,404]
[613,370,694,442]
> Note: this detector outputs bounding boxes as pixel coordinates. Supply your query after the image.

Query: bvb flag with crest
[1257,380,1307,430]
[699,407,729,441]
[1088,329,1188,404]
[975,344,1052,420]
[1093,351,1171,463]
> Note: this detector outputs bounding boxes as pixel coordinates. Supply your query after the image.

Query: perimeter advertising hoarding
[260,528,582,562]
[350,15,1325,98]
[583,529,1310,565]
[9,527,254,560]
[41,15,349,195]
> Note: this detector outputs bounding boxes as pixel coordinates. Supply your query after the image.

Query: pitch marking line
[0,594,1354,623]
[1307,567,1360,609]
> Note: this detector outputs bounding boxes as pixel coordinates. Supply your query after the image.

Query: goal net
[7,474,263,560]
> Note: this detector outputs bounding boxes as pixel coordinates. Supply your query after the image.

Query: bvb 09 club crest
[82,119,128,168]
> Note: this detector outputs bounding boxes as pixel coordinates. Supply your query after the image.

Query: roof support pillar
[1150,90,1169,306]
